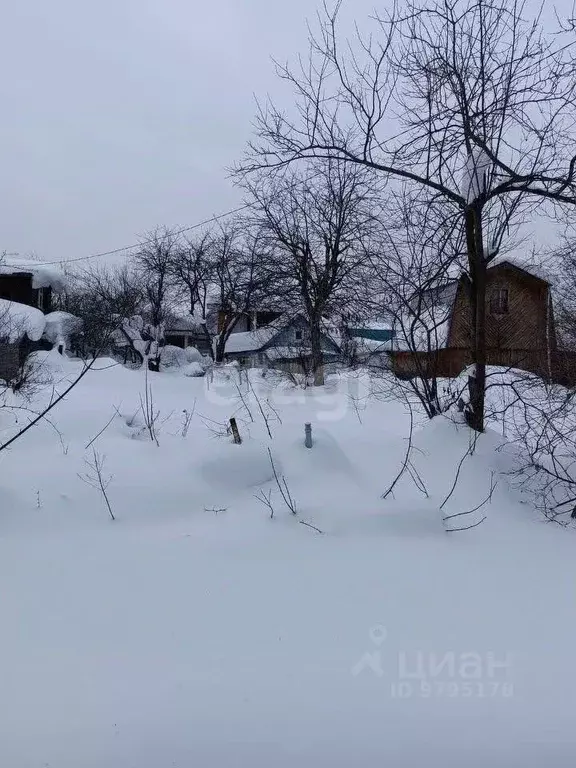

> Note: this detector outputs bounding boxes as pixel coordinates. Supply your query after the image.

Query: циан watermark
[352,625,514,699]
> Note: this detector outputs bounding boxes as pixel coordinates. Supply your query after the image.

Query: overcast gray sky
[1,0,570,266]
[0,0,342,264]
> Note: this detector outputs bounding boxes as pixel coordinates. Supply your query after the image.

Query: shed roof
[0,299,47,342]
[0,259,66,291]
[224,327,279,354]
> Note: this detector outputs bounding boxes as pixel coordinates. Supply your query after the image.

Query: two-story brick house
[390,260,558,380]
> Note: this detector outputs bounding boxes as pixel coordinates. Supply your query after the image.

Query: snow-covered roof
[354,336,395,353]
[166,312,205,332]
[488,257,551,284]
[265,345,340,361]
[360,318,394,331]
[393,308,452,352]
[0,299,46,343]
[0,259,66,291]
[224,327,278,354]
[410,281,459,314]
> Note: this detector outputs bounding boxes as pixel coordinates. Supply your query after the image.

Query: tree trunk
[201,321,215,361]
[464,206,487,433]
[310,320,325,386]
[214,334,226,364]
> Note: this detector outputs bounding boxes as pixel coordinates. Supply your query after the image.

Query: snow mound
[223,327,277,354]
[183,361,205,377]
[183,346,202,363]
[0,299,46,342]
[160,345,189,369]
[200,443,281,490]
[43,311,83,349]
[161,345,205,371]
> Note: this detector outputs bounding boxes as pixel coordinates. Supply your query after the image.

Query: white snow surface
[0,258,66,290]
[0,356,575,767]
[0,298,46,342]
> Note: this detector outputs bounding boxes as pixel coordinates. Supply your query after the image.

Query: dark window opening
[295,330,303,341]
[490,288,509,315]
[37,288,46,311]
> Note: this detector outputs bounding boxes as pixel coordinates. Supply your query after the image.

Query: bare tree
[0,354,104,455]
[248,160,378,385]
[134,227,179,371]
[496,372,576,524]
[550,236,576,351]
[170,232,214,355]
[364,192,468,416]
[210,222,270,364]
[241,0,576,430]
[60,264,144,359]
[78,448,116,521]
[171,233,212,315]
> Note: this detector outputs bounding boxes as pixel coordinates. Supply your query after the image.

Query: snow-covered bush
[160,345,189,369]
[183,361,206,378]
[184,346,203,364]
[161,345,207,373]
[42,311,83,353]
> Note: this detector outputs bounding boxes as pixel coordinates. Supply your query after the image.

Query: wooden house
[164,313,212,356]
[0,260,63,383]
[223,315,341,374]
[390,260,560,380]
[0,266,53,313]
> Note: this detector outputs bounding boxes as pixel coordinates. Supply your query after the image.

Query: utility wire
[4,204,249,268]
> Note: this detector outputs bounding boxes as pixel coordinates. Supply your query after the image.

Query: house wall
[0,273,35,305]
[392,266,557,381]
[33,286,52,313]
[225,318,340,372]
[227,314,251,333]
[447,266,553,353]
[0,274,52,312]
[266,317,338,353]
[165,331,211,355]
[218,310,284,334]
[0,341,20,382]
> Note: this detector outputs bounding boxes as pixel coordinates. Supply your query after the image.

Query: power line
[6,204,249,268]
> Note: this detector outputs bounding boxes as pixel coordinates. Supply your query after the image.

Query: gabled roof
[410,280,459,314]
[223,326,279,354]
[223,315,340,356]
[488,257,551,284]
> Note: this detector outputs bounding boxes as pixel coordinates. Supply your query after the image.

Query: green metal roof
[349,328,394,342]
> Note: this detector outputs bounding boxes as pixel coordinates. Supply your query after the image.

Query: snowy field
[1,353,575,767]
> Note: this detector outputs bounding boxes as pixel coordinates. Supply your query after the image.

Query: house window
[489,288,509,315]
[37,287,47,311]
[295,330,303,342]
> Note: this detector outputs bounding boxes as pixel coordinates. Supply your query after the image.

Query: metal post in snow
[304,422,313,448]
[230,417,242,445]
